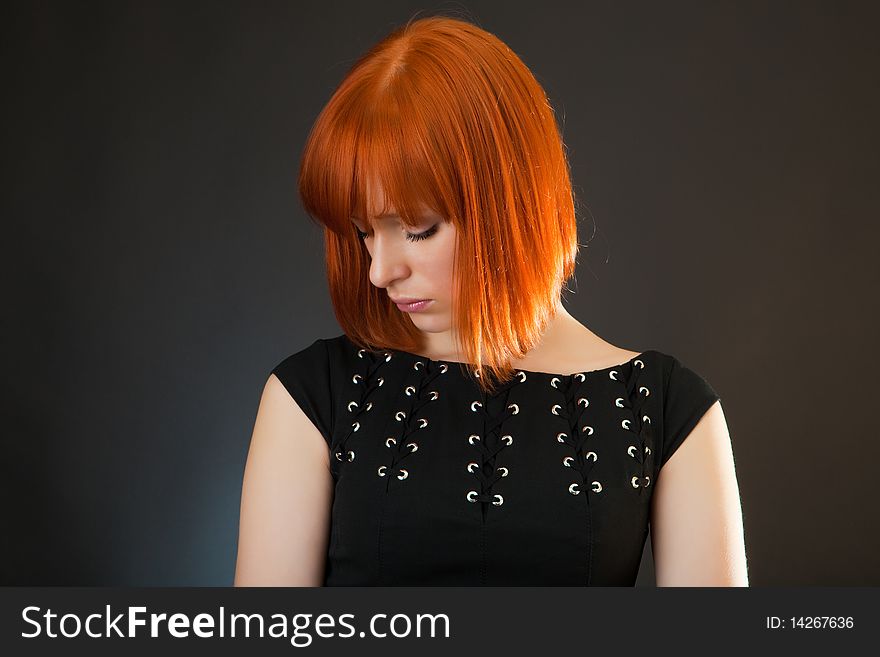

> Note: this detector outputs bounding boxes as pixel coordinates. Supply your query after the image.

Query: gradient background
[3,0,878,585]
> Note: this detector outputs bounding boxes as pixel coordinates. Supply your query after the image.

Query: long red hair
[297,14,579,395]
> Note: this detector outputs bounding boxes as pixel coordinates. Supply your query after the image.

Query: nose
[368,233,411,290]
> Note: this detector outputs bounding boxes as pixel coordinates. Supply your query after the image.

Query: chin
[409,315,447,330]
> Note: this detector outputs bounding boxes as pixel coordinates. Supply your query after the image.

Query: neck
[417,299,577,363]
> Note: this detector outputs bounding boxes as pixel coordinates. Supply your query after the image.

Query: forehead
[352,178,391,221]
[353,177,433,222]
[351,210,402,222]
[351,204,434,223]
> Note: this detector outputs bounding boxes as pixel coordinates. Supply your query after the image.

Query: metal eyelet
[627,445,638,457]
[397,469,408,480]
[557,432,568,443]
[582,425,594,435]
[395,411,406,421]
[468,434,481,445]
[439,364,449,373]
[508,403,519,415]
[385,437,396,448]
[639,386,650,396]
[643,415,651,423]
[609,370,619,380]
[516,371,527,382]
[585,451,597,462]
[352,421,360,432]
[592,481,602,493]
[568,483,581,495]
[377,465,387,476]
[347,400,358,412]
[563,456,574,467]
[574,372,586,382]
[377,377,384,386]
[492,494,503,506]
[407,442,418,452]
[470,401,482,412]
[466,490,478,502]
[496,466,508,477]
[621,419,631,430]
[645,446,651,455]
[615,397,625,408]
[634,359,644,368]
[414,361,424,370]
[578,397,589,408]
[429,391,439,400]
[466,462,479,473]
[418,418,428,428]
[405,385,416,396]
[631,476,640,488]
[551,404,562,415]
[352,374,362,384]
[501,435,513,445]
[550,376,561,388]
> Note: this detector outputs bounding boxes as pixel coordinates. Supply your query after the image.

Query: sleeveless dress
[270,333,721,586]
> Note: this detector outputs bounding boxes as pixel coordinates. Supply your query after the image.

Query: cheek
[435,235,457,290]
[418,244,453,277]
[409,236,456,294]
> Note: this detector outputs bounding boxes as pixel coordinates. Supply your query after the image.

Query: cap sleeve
[270,338,334,447]
[659,356,721,470]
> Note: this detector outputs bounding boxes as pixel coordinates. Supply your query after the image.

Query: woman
[234,14,748,586]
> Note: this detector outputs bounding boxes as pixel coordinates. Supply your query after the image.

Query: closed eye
[355,224,439,242]
[405,224,439,242]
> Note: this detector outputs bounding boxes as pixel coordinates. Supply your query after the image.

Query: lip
[394,299,433,313]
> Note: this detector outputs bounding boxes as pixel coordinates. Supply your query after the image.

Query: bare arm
[233,374,333,586]
[650,400,749,586]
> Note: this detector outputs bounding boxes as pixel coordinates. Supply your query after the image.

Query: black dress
[270,333,720,586]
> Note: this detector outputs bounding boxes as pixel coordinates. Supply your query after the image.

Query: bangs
[299,76,451,234]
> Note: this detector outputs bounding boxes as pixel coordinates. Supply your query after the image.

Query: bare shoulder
[575,338,644,372]
[233,373,333,586]
[560,312,644,371]
[649,400,749,585]
[610,345,644,365]
[511,310,646,374]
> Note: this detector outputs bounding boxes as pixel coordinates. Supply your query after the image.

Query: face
[351,185,457,334]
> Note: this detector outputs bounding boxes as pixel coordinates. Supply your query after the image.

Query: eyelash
[356,224,439,242]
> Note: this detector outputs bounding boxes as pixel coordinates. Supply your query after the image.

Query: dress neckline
[388,345,655,379]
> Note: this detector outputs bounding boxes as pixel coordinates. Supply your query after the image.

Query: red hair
[297,13,579,395]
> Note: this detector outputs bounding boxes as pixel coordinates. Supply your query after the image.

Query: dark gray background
[3,0,878,585]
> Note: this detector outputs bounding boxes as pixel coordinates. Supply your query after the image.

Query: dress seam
[481,520,487,586]
[377,493,387,585]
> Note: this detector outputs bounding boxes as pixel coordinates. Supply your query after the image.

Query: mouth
[394,299,433,313]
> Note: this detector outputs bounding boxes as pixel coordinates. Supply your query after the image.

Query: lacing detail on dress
[611,358,653,492]
[465,370,526,517]
[549,372,601,496]
[334,348,391,465]
[376,359,447,490]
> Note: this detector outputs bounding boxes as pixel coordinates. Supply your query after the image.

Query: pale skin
[234,186,749,586]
